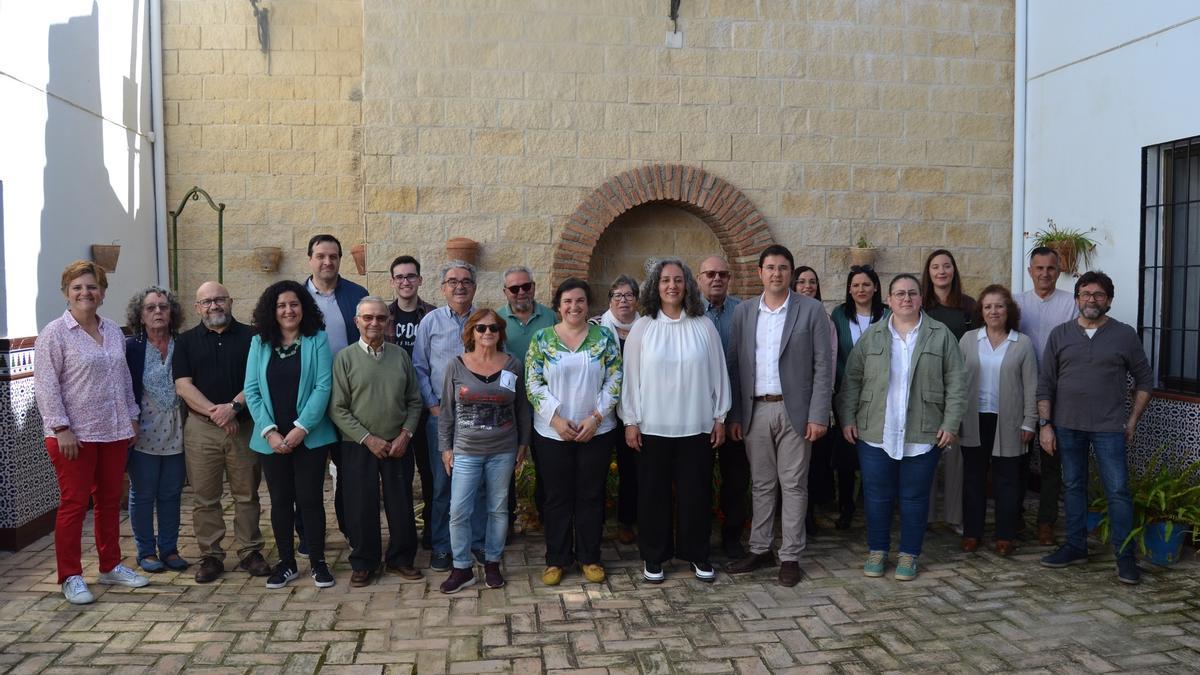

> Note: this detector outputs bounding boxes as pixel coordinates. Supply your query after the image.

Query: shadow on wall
[37,2,132,328]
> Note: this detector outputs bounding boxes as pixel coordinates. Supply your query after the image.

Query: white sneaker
[62,575,95,604]
[97,564,150,588]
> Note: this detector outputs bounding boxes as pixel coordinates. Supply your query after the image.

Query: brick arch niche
[550,164,775,297]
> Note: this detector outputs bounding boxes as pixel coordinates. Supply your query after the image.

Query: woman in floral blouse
[526,278,623,586]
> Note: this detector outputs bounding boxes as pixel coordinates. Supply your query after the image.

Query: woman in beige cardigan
[958,285,1037,556]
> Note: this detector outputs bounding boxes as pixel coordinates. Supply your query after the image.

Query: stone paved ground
[2,484,1199,674]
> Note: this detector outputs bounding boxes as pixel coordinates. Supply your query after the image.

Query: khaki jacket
[836,314,967,445]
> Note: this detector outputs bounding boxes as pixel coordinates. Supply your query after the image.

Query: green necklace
[275,342,299,359]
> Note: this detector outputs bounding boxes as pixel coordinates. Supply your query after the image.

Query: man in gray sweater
[330,297,425,587]
[1036,271,1152,585]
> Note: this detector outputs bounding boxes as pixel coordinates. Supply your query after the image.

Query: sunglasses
[506,282,533,294]
[474,323,501,334]
[700,270,731,279]
[850,265,874,273]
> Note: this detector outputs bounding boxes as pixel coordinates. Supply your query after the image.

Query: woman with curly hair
[619,259,731,584]
[244,280,339,589]
[124,286,188,573]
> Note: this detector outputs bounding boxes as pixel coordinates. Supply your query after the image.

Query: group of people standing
[34,235,1154,605]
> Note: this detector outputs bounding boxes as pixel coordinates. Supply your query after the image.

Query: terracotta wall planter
[849,247,877,268]
[253,246,282,273]
[350,244,367,275]
[90,244,121,273]
[446,237,480,265]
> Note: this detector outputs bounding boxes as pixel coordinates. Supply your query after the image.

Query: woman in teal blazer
[244,280,338,590]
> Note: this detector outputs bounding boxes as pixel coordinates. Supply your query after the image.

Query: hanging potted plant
[1028,219,1099,276]
[849,234,877,268]
[1100,448,1200,566]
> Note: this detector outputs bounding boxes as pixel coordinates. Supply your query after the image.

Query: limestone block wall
[361,0,1015,307]
[162,0,365,312]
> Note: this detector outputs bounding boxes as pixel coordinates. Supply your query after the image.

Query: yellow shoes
[581,563,606,583]
[542,566,563,586]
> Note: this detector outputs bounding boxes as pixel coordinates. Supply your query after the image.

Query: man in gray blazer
[724,245,835,586]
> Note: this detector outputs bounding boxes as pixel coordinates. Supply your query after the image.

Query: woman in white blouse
[526,279,623,586]
[958,285,1037,557]
[619,259,731,584]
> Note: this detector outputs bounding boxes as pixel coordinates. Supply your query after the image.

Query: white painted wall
[1019,3,1200,325]
[0,0,159,337]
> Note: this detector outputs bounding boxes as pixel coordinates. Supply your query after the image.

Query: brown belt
[753,395,784,403]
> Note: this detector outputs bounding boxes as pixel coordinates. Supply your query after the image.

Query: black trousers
[717,438,750,555]
[412,412,433,548]
[808,432,836,506]
[638,433,714,565]
[536,429,614,567]
[615,425,638,527]
[260,444,329,565]
[1034,436,1062,526]
[961,413,1022,540]
[341,441,418,571]
[833,433,860,517]
[329,442,351,544]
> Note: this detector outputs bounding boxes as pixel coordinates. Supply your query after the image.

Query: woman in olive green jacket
[836,274,967,582]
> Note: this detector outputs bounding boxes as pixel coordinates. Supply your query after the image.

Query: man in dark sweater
[1036,271,1152,584]
[330,297,425,587]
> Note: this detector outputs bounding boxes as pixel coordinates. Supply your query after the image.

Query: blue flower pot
[1144,521,1188,566]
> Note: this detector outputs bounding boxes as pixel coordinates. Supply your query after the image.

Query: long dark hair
[640,259,705,319]
[921,248,967,311]
[793,265,822,301]
[251,280,325,347]
[842,266,884,322]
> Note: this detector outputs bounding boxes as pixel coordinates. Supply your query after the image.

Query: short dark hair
[251,280,326,347]
[307,234,342,257]
[1075,270,1114,299]
[462,308,506,352]
[1029,246,1059,262]
[609,275,639,300]
[889,273,921,294]
[793,266,822,301]
[972,284,1021,332]
[758,244,795,269]
[553,278,592,312]
[390,254,421,277]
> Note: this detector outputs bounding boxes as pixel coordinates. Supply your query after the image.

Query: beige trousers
[744,401,811,562]
[184,418,263,561]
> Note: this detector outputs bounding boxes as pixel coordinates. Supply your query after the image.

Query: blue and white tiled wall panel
[0,376,59,529]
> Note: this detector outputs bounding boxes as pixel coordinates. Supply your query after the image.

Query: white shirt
[753,294,789,396]
[865,316,934,460]
[618,312,732,438]
[976,330,1016,414]
[358,338,384,361]
[1015,289,1076,364]
[307,278,349,356]
[850,313,872,345]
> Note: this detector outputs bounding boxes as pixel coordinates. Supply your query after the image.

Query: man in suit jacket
[724,245,835,586]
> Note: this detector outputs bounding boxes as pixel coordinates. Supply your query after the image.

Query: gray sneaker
[98,564,150,588]
[62,575,95,604]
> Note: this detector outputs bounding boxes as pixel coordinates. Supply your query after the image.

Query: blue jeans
[126,450,186,560]
[448,452,516,569]
[426,415,486,555]
[857,442,941,556]
[1057,427,1134,560]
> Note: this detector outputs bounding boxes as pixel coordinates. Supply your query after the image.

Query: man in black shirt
[386,255,437,549]
[173,281,270,583]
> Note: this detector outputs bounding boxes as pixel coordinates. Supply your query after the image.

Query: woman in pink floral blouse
[34,261,149,604]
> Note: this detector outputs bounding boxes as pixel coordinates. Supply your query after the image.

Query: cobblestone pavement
[2,485,1199,674]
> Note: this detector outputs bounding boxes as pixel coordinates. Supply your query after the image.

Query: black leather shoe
[725,551,776,574]
[194,556,224,584]
[778,561,802,587]
[239,551,271,576]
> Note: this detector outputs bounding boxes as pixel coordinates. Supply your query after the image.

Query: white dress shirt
[976,330,1015,414]
[865,316,934,460]
[753,294,789,397]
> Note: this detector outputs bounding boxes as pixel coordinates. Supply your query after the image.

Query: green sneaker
[894,553,919,581]
[863,550,886,577]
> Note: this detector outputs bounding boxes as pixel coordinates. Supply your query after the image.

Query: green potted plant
[1101,448,1200,566]
[849,234,876,268]
[1028,218,1099,276]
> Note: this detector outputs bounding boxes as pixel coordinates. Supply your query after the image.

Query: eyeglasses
[143,303,171,312]
[392,274,420,284]
[890,290,920,299]
[442,278,475,288]
[197,296,230,307]
[850,265,874,273]
[700,270,730,280]
[358,314,389,323]
[610,292,636,301]
[506,282,533,294]
[1078,291,1109,301]
[474,323,501,334]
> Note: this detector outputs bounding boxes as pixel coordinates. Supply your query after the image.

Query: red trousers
[46,437,129,583]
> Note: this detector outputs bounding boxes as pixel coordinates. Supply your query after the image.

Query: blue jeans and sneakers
[1040,427,1140,584]
[857,442,942,581]
[426,415,488,571]
[126,450,189,572]
[441,451,516,593]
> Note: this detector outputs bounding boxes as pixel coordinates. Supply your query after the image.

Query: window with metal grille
[1141,136,1200,395]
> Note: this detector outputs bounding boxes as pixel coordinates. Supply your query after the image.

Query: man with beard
[497,266,555,524]
[173,281,269,583]
[1036,271,1152,585]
